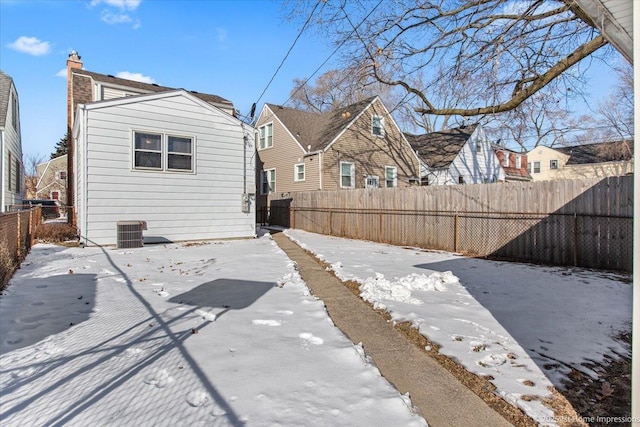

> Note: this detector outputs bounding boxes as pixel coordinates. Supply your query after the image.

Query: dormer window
[372,116,384,137]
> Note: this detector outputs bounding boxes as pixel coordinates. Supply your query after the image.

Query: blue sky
[0,0,623,161]
[0,0,337,160]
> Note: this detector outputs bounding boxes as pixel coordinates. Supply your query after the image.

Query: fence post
[573,213,578,267]
[454,213,459,252]
[16,212,22,259]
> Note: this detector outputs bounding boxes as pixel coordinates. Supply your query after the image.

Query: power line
[254,1,323,107]
[282,0,384,107]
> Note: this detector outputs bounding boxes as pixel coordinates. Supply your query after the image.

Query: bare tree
[288,65,396,113]
[24,153,46,199]
[284,0,613,120]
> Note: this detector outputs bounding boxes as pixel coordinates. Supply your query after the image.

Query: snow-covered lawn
[0,233,426,426]
[284,229,632,425]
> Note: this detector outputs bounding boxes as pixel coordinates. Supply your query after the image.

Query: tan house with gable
[527,141,633,180]
[35,154,68,205]
[254,96,421,208]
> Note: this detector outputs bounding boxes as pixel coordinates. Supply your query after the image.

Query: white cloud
[116,71,155,84]
[101,10,132,24]
[7,36,51,56]
[55,68,67,78]
[90,0,141,11]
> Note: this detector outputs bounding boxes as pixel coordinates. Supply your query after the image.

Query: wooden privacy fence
[267,176,633,272]
[0,207,41,289]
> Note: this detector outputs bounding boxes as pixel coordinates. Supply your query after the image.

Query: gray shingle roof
[266,96,377,152]
[555,140,633,164]
[405,124,478,168]
[0,70,14,127]
[72,69,233,107]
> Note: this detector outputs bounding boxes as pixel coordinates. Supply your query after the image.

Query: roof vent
[117,221,147,248]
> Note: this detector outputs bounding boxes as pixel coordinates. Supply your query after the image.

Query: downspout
[319,151,322,190]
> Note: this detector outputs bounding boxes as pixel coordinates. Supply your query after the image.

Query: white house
[0,71,23,211]
[73,90,255,246]
[405,124,504,185]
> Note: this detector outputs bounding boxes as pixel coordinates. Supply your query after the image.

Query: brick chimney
[66,51,82,226]
[66,51,83,132]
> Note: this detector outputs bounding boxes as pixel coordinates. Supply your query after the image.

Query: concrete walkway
[272,232,512,427]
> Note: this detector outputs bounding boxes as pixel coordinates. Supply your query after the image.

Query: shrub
[35,223,79,243]
[0,244,16,291]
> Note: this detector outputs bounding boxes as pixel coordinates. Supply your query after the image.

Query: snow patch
[186,390,210,407]
[194,309,217,322]
[299,332,324,345]
[144,369,174,388]
[252,320,281,327]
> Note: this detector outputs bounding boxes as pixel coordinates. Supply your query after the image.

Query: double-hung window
[503,152,510,167]
[515,155,522,169]
[385,166,397,188]
[533,161,541,173]
[261,169,276,194]
[133,131,193,172]
[340,162,355,188]
[259,123,273,150]
[294,163,305,182]
[372,116,384,137]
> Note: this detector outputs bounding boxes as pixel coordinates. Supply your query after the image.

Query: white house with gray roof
[0,71,23,211]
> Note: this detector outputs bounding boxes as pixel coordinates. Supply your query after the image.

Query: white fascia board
[81,90,250,129]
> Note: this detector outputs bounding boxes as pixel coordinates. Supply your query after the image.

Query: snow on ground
[0,233,426,427]
[284,229,632,425]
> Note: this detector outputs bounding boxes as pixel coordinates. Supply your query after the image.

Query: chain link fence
[0,207,41,290]
[265,206,632,272]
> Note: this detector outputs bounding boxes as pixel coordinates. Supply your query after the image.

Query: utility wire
[282,0,384,107]
[254,1,323,107]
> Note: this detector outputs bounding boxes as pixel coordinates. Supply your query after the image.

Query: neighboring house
[66,51,235,224]
[0,71,23,211]
[254,96,421,208]
[492,145,531,182]
[73,90,255,246]
[35,154,68,205]
[527,141,633,180]
[405,124,504,185]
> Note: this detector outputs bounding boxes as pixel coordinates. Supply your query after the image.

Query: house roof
[72,69,233,108]
[491,144,531,180]
[0,70,14,127]
[405,124,478,169]
[265,96,378,152]
[555,140,633,164]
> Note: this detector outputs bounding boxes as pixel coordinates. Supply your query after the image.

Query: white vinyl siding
[340,162,355,188]
[74,92,255,245]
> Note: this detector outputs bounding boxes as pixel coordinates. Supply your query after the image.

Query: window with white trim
[533,161,541,173]
[133,131,193,172]
[372,116,384,137]
[502,152,510,167]
[261,169,276,194]
[294,163,305,182]
[51,191,59,200]
[259,123,273,150]
[550,159,559,170]
[57,170,67,180]
[515,155,522,169]
[385,166,397,188]
[365,175,379,188]
[340,162,355,188]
